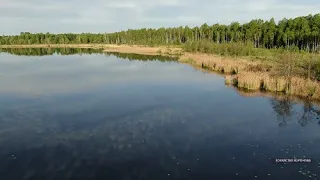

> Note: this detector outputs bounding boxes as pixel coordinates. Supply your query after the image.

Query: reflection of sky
[0,53,320,179]
[0,53,223,96]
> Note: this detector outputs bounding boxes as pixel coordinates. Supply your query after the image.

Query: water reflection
[104,52,179,61]
[0,51,186,96]
[0,48,103,56]
[0,50,320,180]
[299,99,320,127]
[271,96,294,127]
[1,91,320,180]
[0,48,178,61]
[238,90,320,128]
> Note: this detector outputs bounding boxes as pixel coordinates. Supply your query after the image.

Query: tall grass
[236,72,263,90]
[182,42,320,100]
[184,41,320,80]
[223,73,320,99]
[263,76,287,92]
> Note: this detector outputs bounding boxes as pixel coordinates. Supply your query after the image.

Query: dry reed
[179,53,320,100]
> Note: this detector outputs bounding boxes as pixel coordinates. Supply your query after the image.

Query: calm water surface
[0,49,320,180]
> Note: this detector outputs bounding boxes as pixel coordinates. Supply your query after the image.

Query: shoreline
[1,44,320,101]
[0,44,183,56]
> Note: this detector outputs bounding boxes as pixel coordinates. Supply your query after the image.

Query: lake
[0,48,319,180]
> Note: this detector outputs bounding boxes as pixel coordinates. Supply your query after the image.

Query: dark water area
[0,49,320,180]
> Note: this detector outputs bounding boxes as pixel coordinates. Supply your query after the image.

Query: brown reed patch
[263,75,287,92]
[288,77,320,98]
[236,72,264,90]
[179,52,320,100]
[180,53,264,75]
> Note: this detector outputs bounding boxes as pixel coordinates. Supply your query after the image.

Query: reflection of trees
[0,48,103,56]
[299,99,320,127]
[0,48,178,62]
[299,100,313,127]
[270,95,320,127]
[270,96,294,127]
[104,52,178,61]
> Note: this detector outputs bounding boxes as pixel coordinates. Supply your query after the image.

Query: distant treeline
[1,14,320,52]
[0,48,103,56]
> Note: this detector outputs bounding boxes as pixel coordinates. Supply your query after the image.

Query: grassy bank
[181,42,320,100]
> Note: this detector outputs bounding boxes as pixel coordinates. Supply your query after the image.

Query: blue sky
[0,0,319,35]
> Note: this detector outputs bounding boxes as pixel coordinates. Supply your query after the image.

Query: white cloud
[140,16,201,23]
[0,0,318,34]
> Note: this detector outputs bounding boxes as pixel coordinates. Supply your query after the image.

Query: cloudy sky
[0,0,319,35]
